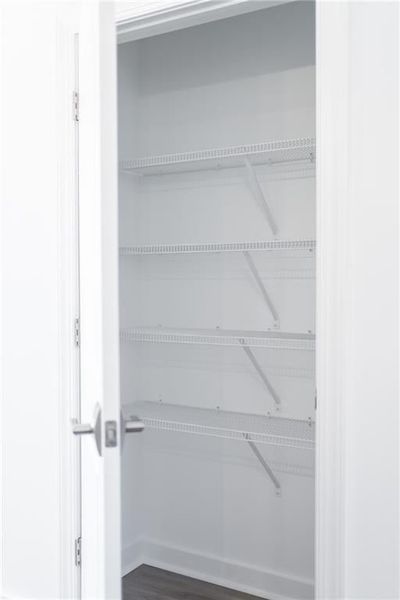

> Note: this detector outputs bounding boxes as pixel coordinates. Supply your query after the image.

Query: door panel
[78,2,121,598]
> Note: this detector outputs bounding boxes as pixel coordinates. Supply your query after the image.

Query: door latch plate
[105,420,118,448]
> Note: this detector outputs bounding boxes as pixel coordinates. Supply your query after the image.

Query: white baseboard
[123,536,314,600]
[122,537,145,576]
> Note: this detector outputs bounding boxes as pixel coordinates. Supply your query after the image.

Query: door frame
[60,2,391,599]
[56,9,83,600]
[315,4,348,597]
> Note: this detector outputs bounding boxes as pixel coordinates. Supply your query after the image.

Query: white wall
[316,2,399,599]
[344,2,398,597]
[0,3,78,598]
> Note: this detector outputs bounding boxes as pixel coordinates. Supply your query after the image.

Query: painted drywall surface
[1,3,68,598]
[118,3,316,598]
[344,2,399,597]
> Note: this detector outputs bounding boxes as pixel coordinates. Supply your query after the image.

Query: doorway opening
[117,3,316,598]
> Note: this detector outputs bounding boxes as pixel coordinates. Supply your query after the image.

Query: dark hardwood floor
[123,565,264,600]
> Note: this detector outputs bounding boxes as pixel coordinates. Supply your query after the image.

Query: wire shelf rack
[120,239,316,256]
[120,327,315,351]
[120,137,316,175]
[124,401,315,451]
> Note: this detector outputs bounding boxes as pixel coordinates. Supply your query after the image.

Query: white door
[1,2,139,598]
[76,2,131,598]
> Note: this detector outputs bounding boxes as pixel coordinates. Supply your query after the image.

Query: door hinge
[75,536,82,566]
[73,90,79,122]
[74,317,80,347]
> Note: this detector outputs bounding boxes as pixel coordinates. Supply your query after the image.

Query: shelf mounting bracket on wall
[239,340,281,409]
[243,250,280,329]
[244,433,281,495]
[244,157,278,236]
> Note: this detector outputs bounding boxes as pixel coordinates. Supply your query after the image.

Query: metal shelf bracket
[239,340,281,409]
[244,433,281,495]
[244,157,278,236]
[243,250,280,329]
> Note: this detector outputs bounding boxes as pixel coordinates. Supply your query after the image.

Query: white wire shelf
[120,137,315,175]
[120,239,316,256]
[120,327,315,351]
[124,401,315,451]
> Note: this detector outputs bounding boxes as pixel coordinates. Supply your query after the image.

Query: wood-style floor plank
[123,565,264,600]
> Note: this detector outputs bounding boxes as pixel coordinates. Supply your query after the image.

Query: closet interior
[118,2,316,598]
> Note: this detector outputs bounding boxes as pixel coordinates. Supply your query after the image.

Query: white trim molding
[315,2,349,597]
[123,537,313,600]
[316,2,400,599]
[56,16,81,600]
[116,0,290,43]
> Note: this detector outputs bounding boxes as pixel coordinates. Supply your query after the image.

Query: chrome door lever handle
[120,412,144,451]
[72,404,102,456]
[73,423,94,435]
[125,416,144,433]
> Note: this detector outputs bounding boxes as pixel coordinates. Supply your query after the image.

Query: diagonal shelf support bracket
[244,433,281,495]
[244,157,278,236]
[239,340,281,409]
[243,251,280,329]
